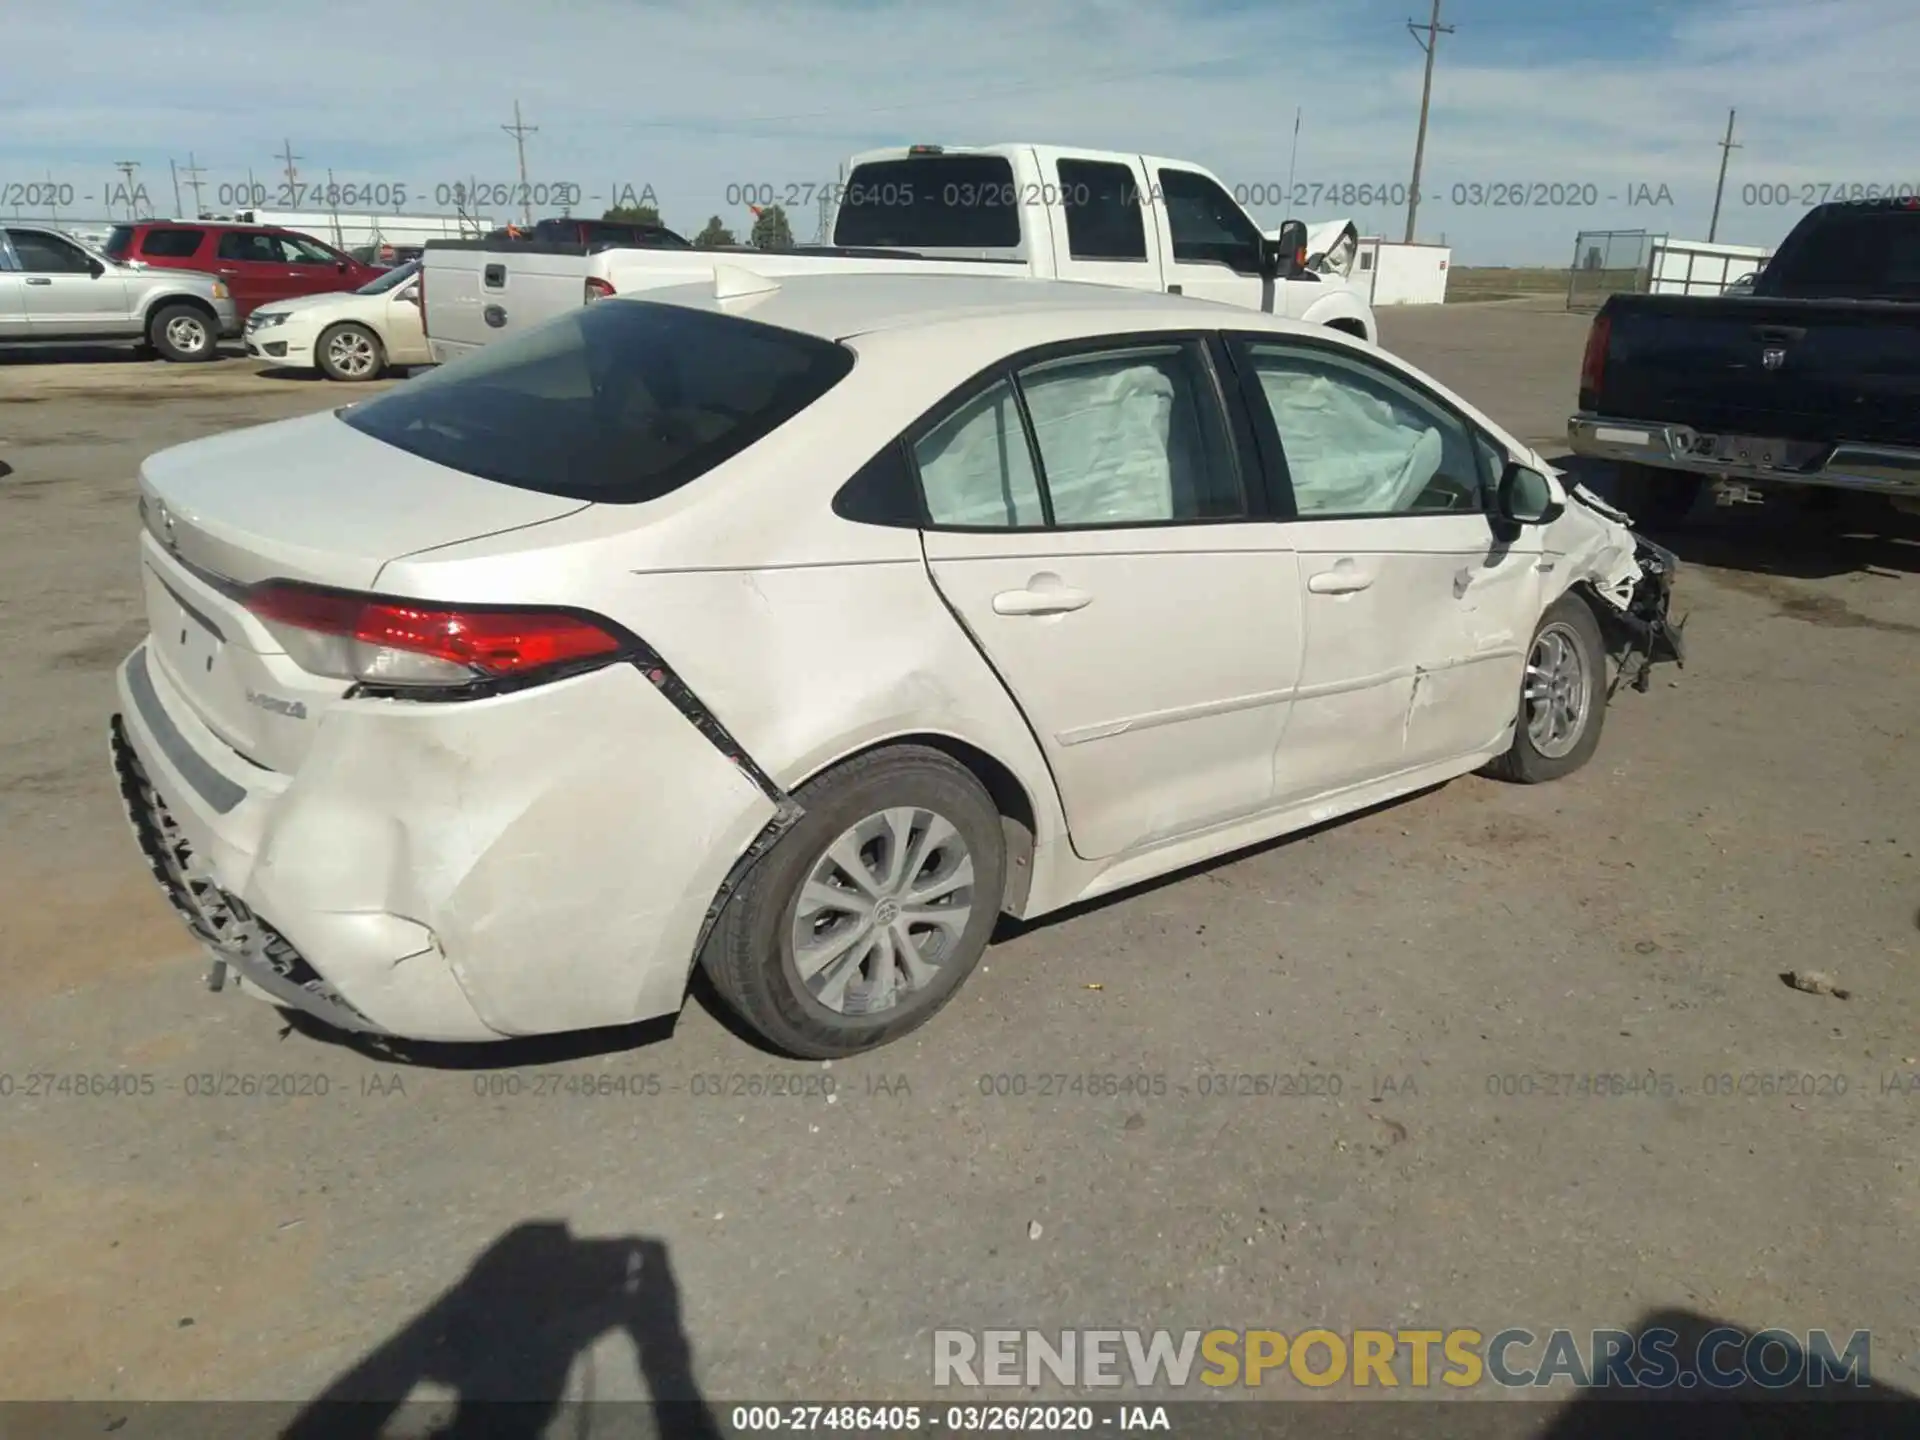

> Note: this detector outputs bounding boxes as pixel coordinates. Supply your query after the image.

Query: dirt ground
[1,312,1916,1426]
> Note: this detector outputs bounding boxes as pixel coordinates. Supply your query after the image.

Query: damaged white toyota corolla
[109,272,1683,1057]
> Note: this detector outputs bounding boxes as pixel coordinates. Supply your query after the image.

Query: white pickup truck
[421,142,1376,360]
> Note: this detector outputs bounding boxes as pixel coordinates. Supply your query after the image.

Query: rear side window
[140,228,204,258]
[1765,207,1920,299]
[834,156,1022,249]
[104,226,136,259]
[1058,160,1148,262]
[340,301,855,503]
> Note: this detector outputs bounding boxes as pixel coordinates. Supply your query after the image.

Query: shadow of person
[282,1221,722,1440]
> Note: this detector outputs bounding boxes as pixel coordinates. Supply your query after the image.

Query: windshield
[834,156,1023,249]
[340,299,854,503]
[355,260,419,294]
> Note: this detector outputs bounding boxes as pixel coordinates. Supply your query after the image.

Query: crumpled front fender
[1543,478,1686,691]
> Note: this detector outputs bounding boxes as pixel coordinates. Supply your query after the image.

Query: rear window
[1765,206,1920,299]
[139,227,205,259]
[340,300,855,503]
[833,156,1023,249]
[104,226,136,260]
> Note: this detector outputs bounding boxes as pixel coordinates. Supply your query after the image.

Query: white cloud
[2,0,1914,262]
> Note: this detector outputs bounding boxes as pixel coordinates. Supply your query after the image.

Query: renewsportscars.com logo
[932,1327,1872,1392]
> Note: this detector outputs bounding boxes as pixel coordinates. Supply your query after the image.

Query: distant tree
[693,215,738,248]
[750,203,794,251]
[602,204,662,227]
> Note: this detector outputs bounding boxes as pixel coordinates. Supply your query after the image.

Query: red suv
[104,221,383,320]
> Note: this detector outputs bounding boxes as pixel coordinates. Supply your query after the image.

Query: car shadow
[1546,452,1920,580]
[0,341,251,366]
[255,366,414,384]
[276,1006,685,1070]
[279,1221,723,1440]
[1530,1307,1914,1438]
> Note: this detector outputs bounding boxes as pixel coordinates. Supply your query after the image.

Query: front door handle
[26,276,53,285]
[217,267,239,275]
[993,583,1092,616]
[1307,560,1374,595]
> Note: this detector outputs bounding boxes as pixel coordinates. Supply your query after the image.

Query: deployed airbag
[1256,366,1444,514]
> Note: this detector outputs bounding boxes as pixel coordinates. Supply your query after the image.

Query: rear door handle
[993,584,1092,616]
[1752,324,1805,343]
[217,267,239,275]
[1307,560,1374,595]
[26,277,52,285]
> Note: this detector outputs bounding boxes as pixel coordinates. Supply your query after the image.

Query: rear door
[9,227,131,337]
[1032,149,1166,294]
[917,334,1303,861]
[0,234,27,339]
[213,229,295,315]
[1228,334,1541,796]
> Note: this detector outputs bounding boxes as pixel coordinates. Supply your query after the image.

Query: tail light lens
[243,580,626,691]
[1579,312,1611,406]
[584,276,615,304]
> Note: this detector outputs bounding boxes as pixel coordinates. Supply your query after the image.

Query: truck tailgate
[1597,296,1920,446]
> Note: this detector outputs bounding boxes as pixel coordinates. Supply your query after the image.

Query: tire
[1482,594,1609,784]
[317,323,385,382]
[148,303,219,363]
[1609,462,1700,526]
[699,745,1007,1059]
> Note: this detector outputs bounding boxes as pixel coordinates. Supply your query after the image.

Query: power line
[1403,0,1455,245]
[503,99,539,227]
[1708,108,1741,243]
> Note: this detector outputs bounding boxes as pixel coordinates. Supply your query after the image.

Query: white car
[244,260,429,380]
[110,273,1682,1057]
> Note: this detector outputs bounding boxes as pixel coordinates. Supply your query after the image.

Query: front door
[277,233,355,300]
[10,228,129,338]
[214,230,296,316]
[1229,335,1541,800]
[1146,162,1271,313]
[915,337,1303,861]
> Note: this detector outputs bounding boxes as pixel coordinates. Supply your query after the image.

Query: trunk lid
[1597,295,1920,446]
[135,410,584,772]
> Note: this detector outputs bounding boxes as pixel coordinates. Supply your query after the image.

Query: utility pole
[1707,108,1740,243]
[503,99,539,227]
[279,139,302,206]
[169,159,183,218]
[113,160,142,220]
[181,152,207,217]
[1403,0,1455,244]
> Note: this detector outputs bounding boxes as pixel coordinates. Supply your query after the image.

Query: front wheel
[317,323,385,382]
[1482,594,1608,784]
[699,746,1006,1058]
[148,304,219,363]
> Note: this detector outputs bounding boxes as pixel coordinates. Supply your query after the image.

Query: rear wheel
[1483,595,1609,784]
[699,746,1006,1058]
[318,323,385,382]
[148,304,218,363]
[1610,462,1700,526]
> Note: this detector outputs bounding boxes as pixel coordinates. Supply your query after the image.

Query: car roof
[626,272,1330,344]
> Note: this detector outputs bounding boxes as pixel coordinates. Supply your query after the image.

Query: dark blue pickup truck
[1566,197,1920,523]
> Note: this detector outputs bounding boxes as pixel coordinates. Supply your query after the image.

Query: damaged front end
[1549,479,1687,696]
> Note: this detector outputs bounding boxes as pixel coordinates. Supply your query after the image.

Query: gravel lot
[2,308,1916,1427]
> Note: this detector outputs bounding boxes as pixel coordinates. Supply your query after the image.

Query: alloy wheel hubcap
[1524,621,1592,759]
[167,317,206,352]
[788,806,976,1017]
[329,332,375,376]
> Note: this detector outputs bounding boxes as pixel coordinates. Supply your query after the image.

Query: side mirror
[337,260,349,272]
[1260,219,1309,278]
[1493,461,1565,533]
[398,286,420,306]
[88,258,106,277]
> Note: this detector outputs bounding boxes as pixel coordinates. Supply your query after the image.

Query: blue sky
[2,0,1914,263]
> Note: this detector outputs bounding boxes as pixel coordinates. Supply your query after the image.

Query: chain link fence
[1565,229,1666,311]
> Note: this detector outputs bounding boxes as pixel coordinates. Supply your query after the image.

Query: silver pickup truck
[0,224,239,361]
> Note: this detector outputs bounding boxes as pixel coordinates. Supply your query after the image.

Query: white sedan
[243,260,430,381]
[110,273,1683,1057]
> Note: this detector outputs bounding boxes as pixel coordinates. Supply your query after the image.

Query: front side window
[6,229,93,274]
[1241,342,1484,516]
[278,235,339,265]
[1157,169,1262,272]
[340,300,854,503]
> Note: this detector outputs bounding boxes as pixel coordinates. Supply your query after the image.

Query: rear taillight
[1579,312,1611,406]
[584,276,615,304]
[243,580,626,691]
